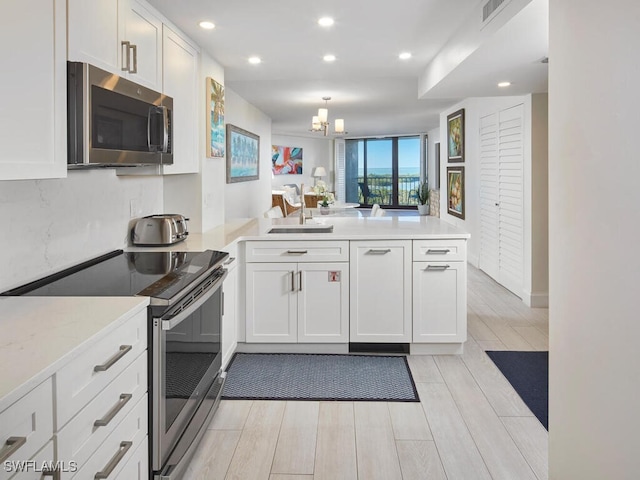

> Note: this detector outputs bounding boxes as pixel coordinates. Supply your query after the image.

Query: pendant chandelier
[309,97,346,136]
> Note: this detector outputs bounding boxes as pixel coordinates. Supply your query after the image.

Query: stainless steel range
[2,249,229,480]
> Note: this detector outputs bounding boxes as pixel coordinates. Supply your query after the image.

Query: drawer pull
[41,468,60,479]
[426,265,451,271]
[426,249,451,254]
[0,436,27,463]
[94,393,133,427]
[286,250,308,255]
[94,345,132,372]
[94,441,132,479]
[367,249,391,255]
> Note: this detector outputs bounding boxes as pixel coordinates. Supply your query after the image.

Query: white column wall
[549,0,640,477]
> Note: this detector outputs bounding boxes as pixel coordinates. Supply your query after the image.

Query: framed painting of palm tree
[207,77,225,158]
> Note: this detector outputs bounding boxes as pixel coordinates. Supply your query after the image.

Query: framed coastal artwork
[226,124,259,183]
[271,145,303,175]
[447,108,465,162]
[207,77,225,158]
[447,166,465,219]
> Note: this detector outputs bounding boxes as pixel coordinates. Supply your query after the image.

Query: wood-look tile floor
[184,265,549,480]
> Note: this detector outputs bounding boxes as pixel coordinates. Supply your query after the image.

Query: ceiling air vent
[482,0,507,23]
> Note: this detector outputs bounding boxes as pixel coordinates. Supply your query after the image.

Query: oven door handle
[160,269,228,331]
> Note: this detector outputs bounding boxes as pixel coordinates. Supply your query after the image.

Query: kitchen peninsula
[134,215,471,356]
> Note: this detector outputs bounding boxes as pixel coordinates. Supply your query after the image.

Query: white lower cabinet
[412,261,467,342]
[246,261,349,343]
[349,240,412,343]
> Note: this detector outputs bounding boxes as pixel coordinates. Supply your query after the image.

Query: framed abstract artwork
[447,108,465,162]
[447,166,465,219]
[271,145,303,175]
[207,77,225,158]
[226,124,259,183]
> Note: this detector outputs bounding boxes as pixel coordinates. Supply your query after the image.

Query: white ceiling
[147,0,548,137]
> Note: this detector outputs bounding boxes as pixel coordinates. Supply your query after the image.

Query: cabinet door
[413,261,467,343]
[0,0,66,180]
[120,0,162,90]
[350,241,412,342]
[246,263,297,343]
[222,260,238,367]
[298,263,349,343]
[68,0,120,72]
[162,25,199,174]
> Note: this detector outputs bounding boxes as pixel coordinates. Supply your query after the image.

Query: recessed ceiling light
[199,21,215,30]
[498,81,511,87]
[248,56,261,65]
[323,54,336,62]
[399,52,412,60]
[318,17,334,27]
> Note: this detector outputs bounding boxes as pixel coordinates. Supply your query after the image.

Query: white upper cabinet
[68,0,162,91]
[0,0,67,180]
[161,25,199,174]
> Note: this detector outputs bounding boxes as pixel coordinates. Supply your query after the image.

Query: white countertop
[0,296,149,411]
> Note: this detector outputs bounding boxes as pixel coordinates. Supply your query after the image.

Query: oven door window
[163,289,221,432]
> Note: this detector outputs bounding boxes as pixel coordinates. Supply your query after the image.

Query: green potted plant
[416,181,430,215]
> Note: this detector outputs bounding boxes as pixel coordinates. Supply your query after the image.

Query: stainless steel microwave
[67,62,173,168]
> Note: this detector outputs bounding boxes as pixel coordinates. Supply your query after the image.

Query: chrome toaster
[131,214,189,246]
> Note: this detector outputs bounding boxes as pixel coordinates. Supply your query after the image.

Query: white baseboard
[467,253,479,268]
[236,343,349,354]
[523,291,549,308]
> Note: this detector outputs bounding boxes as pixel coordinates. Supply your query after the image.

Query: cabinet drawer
[56,309,147,428]
[413,239,467,261]
[0,378,53,480]
[6,440,56,480]
[57,352,147,480]
[71,394,148,480]
[245,241,349,263]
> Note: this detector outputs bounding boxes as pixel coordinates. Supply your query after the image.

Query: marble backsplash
[0,169,163,292]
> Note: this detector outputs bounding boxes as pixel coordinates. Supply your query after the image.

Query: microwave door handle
[147,106,169,153]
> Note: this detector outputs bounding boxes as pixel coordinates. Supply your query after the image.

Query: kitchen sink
[268,225,334,234]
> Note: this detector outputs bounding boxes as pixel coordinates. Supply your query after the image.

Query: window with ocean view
[344,136,425,207]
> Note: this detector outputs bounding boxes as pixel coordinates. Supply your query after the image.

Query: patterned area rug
[222,353,419,402]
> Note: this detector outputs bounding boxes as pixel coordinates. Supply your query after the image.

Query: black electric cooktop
[2,250,228,301]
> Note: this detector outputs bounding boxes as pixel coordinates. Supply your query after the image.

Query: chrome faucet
[299,183,306,224]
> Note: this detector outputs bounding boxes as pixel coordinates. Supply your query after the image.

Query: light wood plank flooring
[184,265,548,480]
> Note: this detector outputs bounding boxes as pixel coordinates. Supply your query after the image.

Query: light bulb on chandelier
[309,97,347,136]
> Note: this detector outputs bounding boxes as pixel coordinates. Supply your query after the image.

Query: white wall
[224,87,272,219]
[549,1,640,477]
[439,94,548,304]
[0,169,163,291]
[427,127,441,190]
[271,135,333,192]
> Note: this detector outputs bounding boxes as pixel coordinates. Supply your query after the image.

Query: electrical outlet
[130,199,141,218]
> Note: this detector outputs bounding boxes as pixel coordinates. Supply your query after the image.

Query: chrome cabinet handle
[367,249,391,255]
[129,44,138,74]
[286,250,308,255]
[0,436,26,463]
[94,345,132,372]
[94,441,132,479]
[41,467,60,479]
[426,249,450,254]
[94,394,133,427]
[121,41,131,71]
[291,271,296,292]
[425,265,451,271]
[298,271,303,291]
